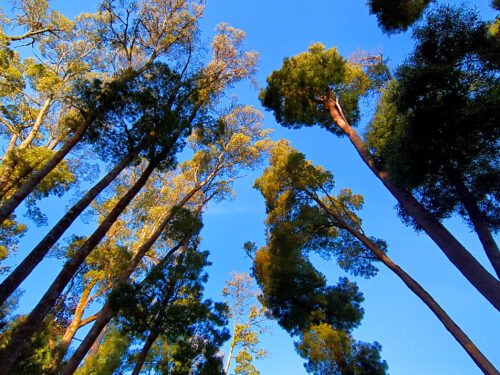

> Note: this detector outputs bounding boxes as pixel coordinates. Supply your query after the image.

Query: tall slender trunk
[447,169,500,278]
[310,195,499,375]
[51,281,96,368]
[18,98,53,150]
[0,118,92,225]
[131,330,160,375]
[0,148,139,306]
[0,159,157,374]
[62,165,218,374]
[324,98,500,310]
[88,324,107,357]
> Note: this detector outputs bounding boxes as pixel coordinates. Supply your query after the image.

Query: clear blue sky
[4,0,499,374]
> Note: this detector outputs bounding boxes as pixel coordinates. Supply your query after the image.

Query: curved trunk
[0,148,138,306]
[0,159,157,374]
[325,99,500,310]
[312,196,499,375]
[447,169,500,279]
[0,118,92,225]
[131,331,159,375]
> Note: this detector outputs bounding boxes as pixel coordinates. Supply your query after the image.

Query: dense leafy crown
[366,6,500,229]
[259,43,380,135]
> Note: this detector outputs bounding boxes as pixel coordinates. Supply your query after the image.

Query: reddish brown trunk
[0,159,157,374]
[312,196,499,375]
[325,99,500,310]
[0,148,138,306]
[131,331,159,375]
[447,169,500,278]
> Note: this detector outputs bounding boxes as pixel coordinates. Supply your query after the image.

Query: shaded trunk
[447,169,500,279]
[312,195,499,375]
[88,324,107,357]
[0,159,157,374]
[0,148,139,306]
[0,118,92,225]
[325,98,500,310]
[131,330,160,375]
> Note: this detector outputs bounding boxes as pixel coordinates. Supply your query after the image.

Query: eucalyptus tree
[222,273,268,375]
[365,6,500,277]
[62,104,272,374]
[252,141,497,374]
[259,42,500,310]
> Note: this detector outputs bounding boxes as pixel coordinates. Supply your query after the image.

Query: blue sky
[3,0,499,374]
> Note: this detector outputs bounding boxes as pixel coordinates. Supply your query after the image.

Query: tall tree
[365,5,500,277]
[0,14,260,369]
[222,273,268,375]
[0,0,205,225]
[259,42,500,310]
[252,141,497,374]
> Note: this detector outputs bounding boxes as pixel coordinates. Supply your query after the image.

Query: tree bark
[0,159,157,374]
[0,118,92,225]
[88,324,107,357]
[131,330,160,375]
[311,195,499,375]
[0,148,139,306]
[324,98,500,311]
[51,281,96,368]
[447,169,500,279]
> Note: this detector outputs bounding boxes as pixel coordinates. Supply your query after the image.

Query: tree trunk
[88,324,107,357]
[131,331,160,375]
[447,169,500,279]
[0,159,157,374]
[324,98,500,311]
[61,170,219,374]
[0,148,138,306]
[0,118,92,225]
[312,196,499,375]
[51,281,96,368]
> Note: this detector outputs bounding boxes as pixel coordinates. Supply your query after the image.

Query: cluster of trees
[256,1,499,374]
[0,0,271,374]
[0,0,497,374]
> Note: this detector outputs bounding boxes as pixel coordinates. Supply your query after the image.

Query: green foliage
[259,43,382,135]
[222,273,268,375]
[296,324,388,375]
[368,0,434,33]
[366,5,500,230]
[0,216,26,273]
[253,142,387,373]
[110,244,229,374]
[0,317,63,375]
[74,325,130,375]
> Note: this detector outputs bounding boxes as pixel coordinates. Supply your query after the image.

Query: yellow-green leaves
[199,23,259,102]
